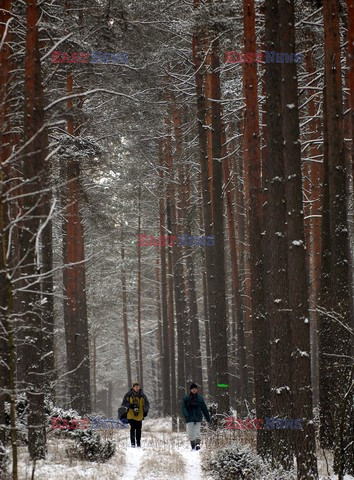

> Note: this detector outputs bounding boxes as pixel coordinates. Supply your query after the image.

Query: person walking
[182,383,210,450]
[121,382,150,447]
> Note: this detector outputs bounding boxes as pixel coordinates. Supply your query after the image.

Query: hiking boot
[131,443,136,448]
[195,439,201,450]
[190,440,196,450]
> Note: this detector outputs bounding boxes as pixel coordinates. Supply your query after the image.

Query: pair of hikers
[120,381,210,450]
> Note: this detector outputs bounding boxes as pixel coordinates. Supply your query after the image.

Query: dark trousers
[128,419,142,446]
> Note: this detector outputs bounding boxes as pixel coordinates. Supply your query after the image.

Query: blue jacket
[182,394,211,423]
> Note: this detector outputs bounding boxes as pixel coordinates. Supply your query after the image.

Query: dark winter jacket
[122,388,150,422]
[182,393,211,423]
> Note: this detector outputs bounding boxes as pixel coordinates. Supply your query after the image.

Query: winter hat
[132,382,140,388]
[190,383,198,390]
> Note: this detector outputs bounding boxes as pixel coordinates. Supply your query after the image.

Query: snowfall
[10,419,354,479]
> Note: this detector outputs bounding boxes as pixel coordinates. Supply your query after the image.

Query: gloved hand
[143,412,148,419]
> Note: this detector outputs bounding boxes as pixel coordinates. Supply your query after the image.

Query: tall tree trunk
[63,75,91,414]
[209,29,230,414]
[121,228,132,389]
[242,1,270,454]
[240,88,253,396]
[264,0,292,469]
[158,139,171,415]
[279,1,318,477]
[92,334,97,411]
[232,136,251,405]
[137,183,144,386]
[166,198,177,431]
[223,153,247,414]
[348,0,354,181]
[318,85,332,447]
[0,4,17,476]
[199,201,212,393]
[185,163,203,389]
[257,19,273,460]
[204,40,214,221]
[23,0,48,459]
[155,257,163,412]
[320,2,353,474]
[304,36,323,410]
[167,106,187,406]
[192,1,217,399]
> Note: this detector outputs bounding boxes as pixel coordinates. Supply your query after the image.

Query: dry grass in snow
[11,435,126,480]
[138,450,186,479]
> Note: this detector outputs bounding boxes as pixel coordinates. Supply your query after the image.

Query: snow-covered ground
[9,419,354,479]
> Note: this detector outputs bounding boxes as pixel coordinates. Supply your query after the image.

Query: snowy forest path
[116,423,206,479]
[123,445,145,479]
[179,448,203,479]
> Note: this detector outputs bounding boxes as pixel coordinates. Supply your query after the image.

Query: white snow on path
[179,448,203,479]
[122,445,145,479]
[117,427,205,479]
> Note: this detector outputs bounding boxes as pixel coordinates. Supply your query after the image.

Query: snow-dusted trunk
[302,33,323,410]
[242,0,271,455]
[264,0,293,469]
[209,30,230,415]
[167,106,187,405]
[319,0,353,475]
[121,229,132,389]
[223,152,247,414]
[0,0,11,447]
[347,0,354,182]
[0,4,18,475]
[204,38,214,221]
[166,190,177,431]
[137,183,144,386]
[155,257,164,411]
[279,1,318,477]
[232,137,251,400]
[63,74,91,414]
[199,201,212,392]
[191,9,217,399]
[184,164,203,390]
[22,0,48,460]
[158,139,171,415]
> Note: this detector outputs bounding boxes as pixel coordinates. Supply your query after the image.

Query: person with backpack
[120,382,150,447]
[182,383,211,450]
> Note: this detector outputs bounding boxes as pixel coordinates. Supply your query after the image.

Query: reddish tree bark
[264,0,292,469]
[279,1,318,476]
[304,36,323,409]
[320,3,353,474]
[242,0,270,456]
[63,75,91,414]
[22,0,48,459]
[192,5,217,398]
